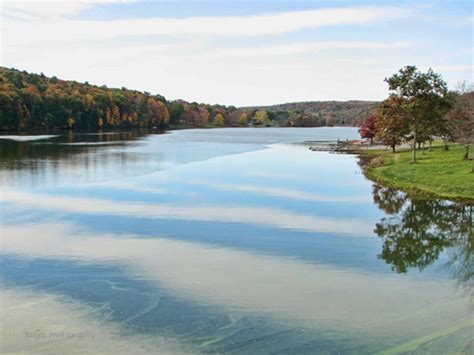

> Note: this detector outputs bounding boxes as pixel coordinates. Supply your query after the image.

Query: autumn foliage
[358,115,377,144]
[0,67,171,131]
[359,67,473,169]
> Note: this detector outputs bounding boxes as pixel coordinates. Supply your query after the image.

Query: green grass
[362,143,474,202]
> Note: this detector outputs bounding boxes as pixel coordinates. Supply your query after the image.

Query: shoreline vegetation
[360,143,474,202]
[351,66,473,203]
[0,67,373,132]
[316,140,474,202]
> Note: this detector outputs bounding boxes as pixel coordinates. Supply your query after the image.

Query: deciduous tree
[374,97,409,152]
[446,83,474,171]
[254,110,270,126]
[385,66,450,163]
[213,113,225,127]
[238,113,248,126]
[326,112,335,127]
[358,115,377,145]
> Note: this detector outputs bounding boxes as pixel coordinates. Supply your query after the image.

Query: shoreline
[307,139,474,203]
[355,143,474,203]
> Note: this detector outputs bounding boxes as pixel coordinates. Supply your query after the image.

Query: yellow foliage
[67,117,75,129]
[106,108,112,125]
[214,113,225,127]
[84,93,94,108]
[254,110,269,126]
[239,113,248,126]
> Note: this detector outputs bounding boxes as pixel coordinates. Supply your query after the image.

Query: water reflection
[1,222,470,353]
[1,128,473,353]
[372,184,473,294]
[0,190,373,235]
[0,130,155,187]
[0,130,149,161]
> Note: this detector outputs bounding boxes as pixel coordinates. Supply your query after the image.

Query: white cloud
[2,0,131,21]
[0,3,415,105]
[214,41,413,58]
[0,35,408,105]
[1,2,468,105]
[3,6,411,44]
[3,2,90,20]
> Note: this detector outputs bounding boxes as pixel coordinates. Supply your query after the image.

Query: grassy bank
[361,143,474,202]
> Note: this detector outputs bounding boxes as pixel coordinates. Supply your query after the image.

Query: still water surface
[0,128,472,354]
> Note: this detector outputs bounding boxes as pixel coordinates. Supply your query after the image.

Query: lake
[0,127,472,354]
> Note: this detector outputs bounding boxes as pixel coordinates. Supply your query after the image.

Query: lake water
[0,128,472,354]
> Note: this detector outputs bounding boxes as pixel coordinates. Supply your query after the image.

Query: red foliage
[359,115,377,141]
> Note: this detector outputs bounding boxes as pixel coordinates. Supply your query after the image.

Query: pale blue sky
[2,1,472,105]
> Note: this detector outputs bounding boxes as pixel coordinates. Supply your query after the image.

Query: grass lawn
[362,143,474,202]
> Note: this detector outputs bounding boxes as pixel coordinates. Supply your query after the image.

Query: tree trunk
[443,138,449,151]
[412,130,417,163]
[422,141,426,154]
[464,145,469,160]
[428,138,432,151]
[392,144,396,153]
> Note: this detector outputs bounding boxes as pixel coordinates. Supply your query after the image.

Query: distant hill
[254,100,379,127]
[0,67,375,132]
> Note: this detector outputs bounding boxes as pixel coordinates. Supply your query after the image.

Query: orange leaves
[146,97,170,127]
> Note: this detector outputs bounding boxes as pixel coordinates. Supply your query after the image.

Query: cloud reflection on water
[1,222,467,334]
[1,191,373,235]
[0,289,192,354]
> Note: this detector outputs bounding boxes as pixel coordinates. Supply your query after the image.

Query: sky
[1,0,472,106]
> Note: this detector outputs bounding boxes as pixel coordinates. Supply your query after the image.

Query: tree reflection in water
[372,184,473,296]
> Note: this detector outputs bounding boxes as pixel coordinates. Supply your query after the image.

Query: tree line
[0,67,344,132]
[255,100,377,127]
[359,66,474,168]
[0,67,171,131]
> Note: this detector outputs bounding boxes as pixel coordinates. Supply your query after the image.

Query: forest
[0,67,374,132]
[257,100,378,127]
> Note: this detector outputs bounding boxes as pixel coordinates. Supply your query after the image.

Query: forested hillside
[258,101,379,127]
[0,67,375,131]
[0,67,172,131]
